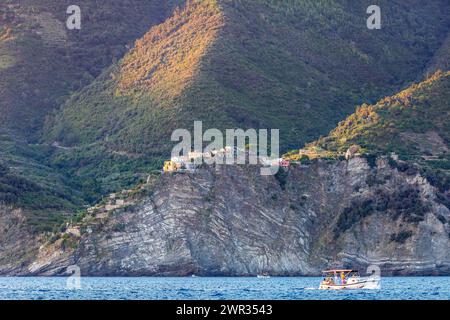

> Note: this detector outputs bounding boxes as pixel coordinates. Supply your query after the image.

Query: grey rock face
[2,157,450,276]
[0,206,40,275]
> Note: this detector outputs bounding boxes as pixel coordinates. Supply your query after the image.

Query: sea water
[0,277,449,300]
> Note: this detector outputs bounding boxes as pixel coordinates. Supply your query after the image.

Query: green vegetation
[1,0,449,234]
[335,185,431,237]
[42,0,450,204]
[0,168,75,233]
[313,71,450,156]
[0,137,83,207]
[311,71,450,197]
[390,230,413,244]
[61,233,79,250]
[0,0,181,231]
[0,0,180,136]
[335,199,375,236]
[274,169,288,190]
[112,222,126,233]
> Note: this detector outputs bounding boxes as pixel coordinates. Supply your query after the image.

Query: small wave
[212,292,224,297]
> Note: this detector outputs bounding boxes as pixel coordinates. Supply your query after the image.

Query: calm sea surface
[0,277,449,300]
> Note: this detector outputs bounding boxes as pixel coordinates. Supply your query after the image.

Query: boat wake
[361,278,381,290]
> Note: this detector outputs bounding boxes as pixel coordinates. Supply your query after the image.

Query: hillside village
[162,144,384,173]
[163,146,292,173]
[61,144,365,239]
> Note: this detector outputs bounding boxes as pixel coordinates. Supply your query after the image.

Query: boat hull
[319,277,380,290]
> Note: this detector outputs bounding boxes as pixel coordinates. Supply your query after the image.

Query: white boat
[319,269,380,290]
[257,273,270,279]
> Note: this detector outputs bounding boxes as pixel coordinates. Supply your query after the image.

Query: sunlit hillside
[308,71,449,201]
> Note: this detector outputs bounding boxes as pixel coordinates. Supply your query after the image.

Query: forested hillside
[0,0,449,232]
[0,0,183,229]
[43,0,450,195]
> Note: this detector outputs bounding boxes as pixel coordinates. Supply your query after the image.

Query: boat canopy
[322,269,358,273]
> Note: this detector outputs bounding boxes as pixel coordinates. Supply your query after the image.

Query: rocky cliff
[4,156,448,276]
[0,205,41,274]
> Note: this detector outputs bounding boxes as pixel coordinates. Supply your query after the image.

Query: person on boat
[340,272,346,285]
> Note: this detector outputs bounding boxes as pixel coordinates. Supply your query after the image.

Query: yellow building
[163,160,181,172]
